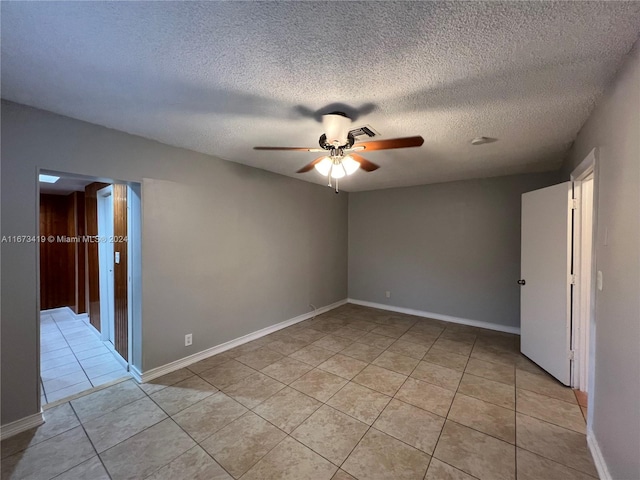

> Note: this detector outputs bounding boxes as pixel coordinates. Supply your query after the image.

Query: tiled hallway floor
[40,309,130,404]
[5,305,597,479]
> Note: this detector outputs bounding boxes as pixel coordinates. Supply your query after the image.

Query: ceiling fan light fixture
[330,163,346,179]
[341,155,360,175]
[314,157,332,176]
[315,155,359,179]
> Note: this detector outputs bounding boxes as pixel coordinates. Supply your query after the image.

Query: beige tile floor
[4,305,597,479]
[40,309,130,404]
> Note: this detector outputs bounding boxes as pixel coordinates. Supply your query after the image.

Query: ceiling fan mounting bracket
[319,132,355,150]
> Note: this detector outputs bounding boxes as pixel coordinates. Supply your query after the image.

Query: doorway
[570,151,597,399]
[38,170,142,405]
[519,149,597,419]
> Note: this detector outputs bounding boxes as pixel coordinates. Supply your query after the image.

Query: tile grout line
[228,315,413,477]
[54,310,128,386]
[150,344,584,478]
[427,330,479,475]
[42,311,121,401]
[347,317,454,477]
[60,401,110,479]
[221,409,296,478]
[325,318,442,476]
[213,317,586,478]
[515,447,600,480]
[42,314,86,400]
[112,374,238,478]
[181,367,320,478]
[27,308,587,480]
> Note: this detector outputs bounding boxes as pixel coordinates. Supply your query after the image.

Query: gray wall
[561,42,640,480]
[1,101,348,425]
[348,172,560,329]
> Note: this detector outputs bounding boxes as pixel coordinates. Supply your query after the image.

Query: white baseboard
[0,410,44,441]
[41,307,89,324]
[105,342,129,369]
[41,307,68,316]
[85,321,102,340]
[134,298,348,383]
[587,429,612,480]
[129,365,144,383]
[347,298,521,335]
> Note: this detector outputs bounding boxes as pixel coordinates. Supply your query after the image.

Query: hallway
[40,309,129,404]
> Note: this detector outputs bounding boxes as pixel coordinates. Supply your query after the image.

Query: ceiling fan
[254,112,424,192]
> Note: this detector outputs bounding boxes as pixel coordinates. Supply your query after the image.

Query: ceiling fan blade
[254,146,325,152]
[356,136,424,151]
[296,157,325,173]
[350,153,380,172]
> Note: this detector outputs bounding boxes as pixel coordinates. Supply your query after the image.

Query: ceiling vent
[349,125,379,139]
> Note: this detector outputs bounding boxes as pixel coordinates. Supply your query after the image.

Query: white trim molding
[133,298,347,383]
[570,147,598,182]
[0,410,44,441]
[587,429,612,480]
[41,307,90,325]
[347,298,521,335]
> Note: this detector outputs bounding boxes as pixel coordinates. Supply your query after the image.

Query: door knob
[517,279,526,286]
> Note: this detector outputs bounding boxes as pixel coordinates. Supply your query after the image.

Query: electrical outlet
[385,291,391,298]
[185,334,193,346]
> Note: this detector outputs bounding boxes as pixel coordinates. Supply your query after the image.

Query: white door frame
[97,185,115,345]
[570,148,598,411]
[35,171,142,412]
[126,184,142,369]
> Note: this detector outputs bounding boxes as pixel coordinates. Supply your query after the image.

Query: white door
[520,182,572,385]
[97,185,115,346]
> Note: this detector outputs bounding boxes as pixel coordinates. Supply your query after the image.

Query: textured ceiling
[2,2,640,191]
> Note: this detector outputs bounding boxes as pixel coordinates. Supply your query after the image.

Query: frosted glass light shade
[341,155,360,175]
[330,164,346,178]
[314,157,332,176]
[314,155,359,179]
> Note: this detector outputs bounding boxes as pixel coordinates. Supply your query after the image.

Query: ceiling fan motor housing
[319,132,355,150]
[321,113,352,147]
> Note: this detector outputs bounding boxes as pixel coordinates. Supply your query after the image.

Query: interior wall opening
[38,170,141,405]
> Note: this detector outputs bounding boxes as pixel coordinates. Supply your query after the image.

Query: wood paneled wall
[40,194,75,310]
[85,182,109,331]
[40,192,86,312]
[113,184,128,361]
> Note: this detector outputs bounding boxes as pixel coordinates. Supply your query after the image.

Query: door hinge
[570,198,578,210]
[569,350,575,361]
[570,274,577,285]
